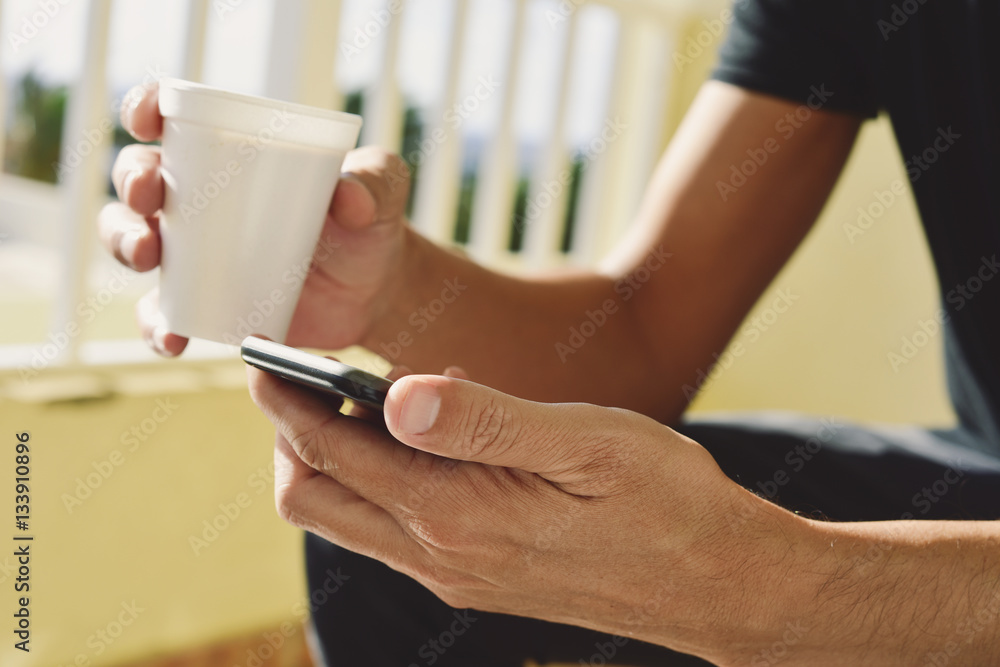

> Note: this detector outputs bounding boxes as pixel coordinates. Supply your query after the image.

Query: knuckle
[345,147,411,204]
[461,397,517,460]
[404,514,459,551]
[381,151,410,178]
[274,485,307,528]
[344,145,394,173]
[404,504,480,556]
[396,457,450,512]
[287,416,339,472]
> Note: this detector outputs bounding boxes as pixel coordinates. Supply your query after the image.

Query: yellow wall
[689,115,954,426]
[0,367,309,666]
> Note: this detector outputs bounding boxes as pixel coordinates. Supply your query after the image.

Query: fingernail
[120,229,142,264]
[122,169,139,201]
[398,382,440,435]
[122,87,144,127]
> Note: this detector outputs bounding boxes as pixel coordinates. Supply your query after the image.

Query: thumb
[332,147,411,230]
[384,375,610,475]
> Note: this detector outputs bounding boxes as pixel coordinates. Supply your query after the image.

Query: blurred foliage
[343,89,364,117]
[453,170,476,245]
[561,156,585,252]
[3,77,584,257]
[4,71,67,183]
[400,105,422,218]
[509,176,530,252]
[509,156,584,254]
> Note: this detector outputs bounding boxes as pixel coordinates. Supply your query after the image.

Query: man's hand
[249,368,1000,665]
[98,81,417,356]
[247,365,813,664]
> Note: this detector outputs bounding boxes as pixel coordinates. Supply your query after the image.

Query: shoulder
[713,0,883,118]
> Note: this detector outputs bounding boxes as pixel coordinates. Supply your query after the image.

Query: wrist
[702,490,834,666]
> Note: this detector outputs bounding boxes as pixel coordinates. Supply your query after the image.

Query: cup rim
[159,77,362,128]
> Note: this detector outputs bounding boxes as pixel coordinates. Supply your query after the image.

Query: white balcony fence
[0,0,726,376]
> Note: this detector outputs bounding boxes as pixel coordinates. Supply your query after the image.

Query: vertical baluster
[572,13,669,265]
[466,0,527,265]
[301,0,344,110]
[361,1,406,151]
[182,0,209,82]
[264,0,343,108]
[0,0,7,177]
[522,10,579,269]
[410,0,471,243]
[51,0,113,364]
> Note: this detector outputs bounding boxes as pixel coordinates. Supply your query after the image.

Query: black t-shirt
[712,0,1000,455]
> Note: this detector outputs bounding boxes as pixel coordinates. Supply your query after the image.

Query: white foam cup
[156,77,362,344]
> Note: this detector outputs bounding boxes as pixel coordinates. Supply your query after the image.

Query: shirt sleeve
[711,0,880,118]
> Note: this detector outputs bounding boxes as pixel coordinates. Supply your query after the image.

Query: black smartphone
[240,336,393,411]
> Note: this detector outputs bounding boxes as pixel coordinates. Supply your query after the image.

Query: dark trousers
[304,412,1000,666]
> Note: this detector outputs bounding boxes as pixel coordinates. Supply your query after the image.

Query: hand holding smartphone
[240,336,392,411]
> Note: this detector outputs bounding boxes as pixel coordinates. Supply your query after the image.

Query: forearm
[360,86,863,421]
[709,509,1000,666]
[794,519,1000,665]
[363,228,686,417]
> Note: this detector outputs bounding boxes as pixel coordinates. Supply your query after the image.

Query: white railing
[0,0,727,369]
